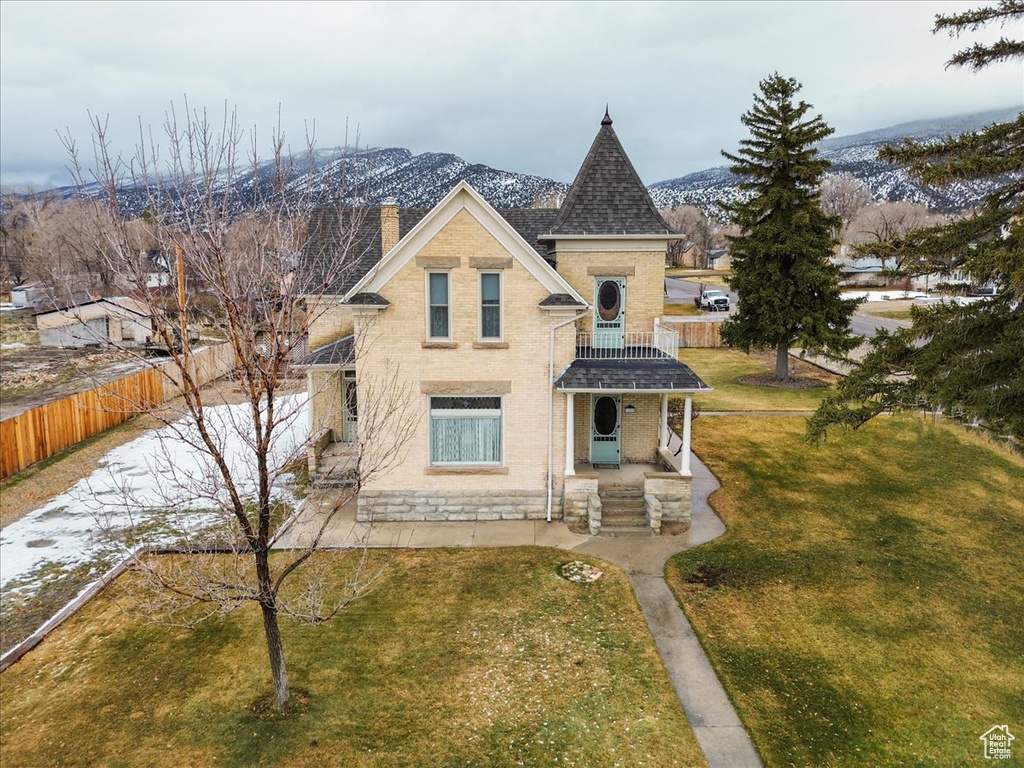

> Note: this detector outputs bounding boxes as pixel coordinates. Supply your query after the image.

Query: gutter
[547,308,590,523]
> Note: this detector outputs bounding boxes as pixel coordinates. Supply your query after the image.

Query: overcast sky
[1,0,1021,189]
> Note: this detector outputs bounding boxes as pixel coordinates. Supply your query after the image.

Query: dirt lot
[0,345,154,420]
[0,314,159,420]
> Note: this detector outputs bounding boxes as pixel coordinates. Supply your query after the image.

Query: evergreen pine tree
[720,73,859,380]
[808,1,1024,444]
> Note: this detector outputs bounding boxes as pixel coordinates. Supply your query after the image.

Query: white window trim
[427,395,505,467]
[478,270,503,342]
[425,270,452,341]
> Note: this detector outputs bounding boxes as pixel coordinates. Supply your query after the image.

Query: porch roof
[554,358,710,393]
[297,334,355,368]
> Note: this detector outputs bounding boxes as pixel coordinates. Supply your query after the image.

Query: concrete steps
[598,485,652,537]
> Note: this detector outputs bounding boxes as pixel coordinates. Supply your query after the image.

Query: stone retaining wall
[563,473,599,527]
[358,489,550,522]
[644,472,691,525]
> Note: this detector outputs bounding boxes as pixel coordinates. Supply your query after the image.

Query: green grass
[0,548,706,767]
[870,309,914,320]
[664,301,701,317]
[677,348,838,411]
[666,416,1024,766]
[665,269,732,285]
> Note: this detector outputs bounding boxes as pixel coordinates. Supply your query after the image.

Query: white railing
[575,323,679,360]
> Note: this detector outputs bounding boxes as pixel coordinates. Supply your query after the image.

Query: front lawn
[666,416,1024,766]
[0,548,705,768]
[664,301,701,317]
[678,348,838,411]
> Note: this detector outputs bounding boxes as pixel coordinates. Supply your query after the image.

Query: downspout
[548,308,590,522]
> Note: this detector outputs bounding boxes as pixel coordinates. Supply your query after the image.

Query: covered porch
[299,334,359,486]
[555,354,711,536]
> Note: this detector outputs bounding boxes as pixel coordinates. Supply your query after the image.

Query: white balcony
[574,322,679,361]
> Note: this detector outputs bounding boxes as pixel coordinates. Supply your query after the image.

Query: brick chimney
[380,198,399,255]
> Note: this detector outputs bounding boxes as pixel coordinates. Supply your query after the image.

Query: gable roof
[303,207,558,296]
[33,296,152,319]
[546,112,672,236]
[345,181,587,304]
[303,207,430,296]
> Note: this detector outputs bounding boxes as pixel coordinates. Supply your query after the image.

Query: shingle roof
[497,209,558,257]
[545,114,672,236]
[297,334,355,367]
[302,207,430,296]
[555,358,709,391]
[538,293,586,307]
[344,292,389,306]
[302,206,557,296]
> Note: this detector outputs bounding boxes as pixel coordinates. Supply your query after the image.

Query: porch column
[306,371,315,435]
[565,392,575,476]
[681,393,692,475]
[659,392,669,450]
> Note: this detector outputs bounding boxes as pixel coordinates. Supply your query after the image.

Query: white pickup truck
[694,286,731,312]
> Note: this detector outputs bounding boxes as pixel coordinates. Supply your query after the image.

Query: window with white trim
[429,396,502,465]
[427,272,450,339]
[479,271,501,340]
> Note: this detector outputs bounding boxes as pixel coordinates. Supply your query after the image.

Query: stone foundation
[563,473,599,527]
[358,489,550,522]
[643,472,692,528]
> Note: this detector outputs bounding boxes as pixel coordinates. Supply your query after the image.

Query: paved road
[667,276,911,340]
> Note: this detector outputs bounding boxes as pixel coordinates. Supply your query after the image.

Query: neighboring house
[35,297,156,348]
[10,281,48,309]
[300,113,710,535]
[706,248,730,270]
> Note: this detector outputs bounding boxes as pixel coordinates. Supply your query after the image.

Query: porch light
[624,404,636,414]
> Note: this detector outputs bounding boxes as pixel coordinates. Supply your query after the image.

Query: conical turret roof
[548,111,672,236]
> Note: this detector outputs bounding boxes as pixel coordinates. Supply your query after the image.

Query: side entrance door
[590,394,621,465]
[593,277,625,349]
[342,371,358,443]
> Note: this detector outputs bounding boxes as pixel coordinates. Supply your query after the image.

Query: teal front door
[342,372,358,443]
[591,394,621,464]
[593,277,625,349]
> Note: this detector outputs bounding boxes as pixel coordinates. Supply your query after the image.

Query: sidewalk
[276,433,761,767]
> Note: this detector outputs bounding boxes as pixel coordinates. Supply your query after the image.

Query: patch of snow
[0,342,27,350]
[0,395,309,591]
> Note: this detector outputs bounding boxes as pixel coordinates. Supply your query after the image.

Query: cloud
[1,1,1019,188]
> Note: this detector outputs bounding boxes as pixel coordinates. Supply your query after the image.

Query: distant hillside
[39,106,1020,219]
[49,146,568,217]
[648,106,1021,216]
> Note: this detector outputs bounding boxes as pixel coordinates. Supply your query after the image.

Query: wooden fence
[0,344,237,479]
[662,317,724,348]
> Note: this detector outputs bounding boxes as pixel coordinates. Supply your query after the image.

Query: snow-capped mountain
[50,146,568,217]
[648,106,1020,216]
[41,106,1019,218]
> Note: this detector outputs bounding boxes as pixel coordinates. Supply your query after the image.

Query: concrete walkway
[276,436,761,767]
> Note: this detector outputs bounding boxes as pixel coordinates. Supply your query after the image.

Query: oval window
[594,396,618,436]
[598,281,620,321]
[345,381,358,416]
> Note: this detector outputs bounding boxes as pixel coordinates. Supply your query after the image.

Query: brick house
[300,113,710,535]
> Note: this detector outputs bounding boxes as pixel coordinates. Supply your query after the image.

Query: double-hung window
[427,272,450,340]
[429,396,502,465]
[479,272,501,340]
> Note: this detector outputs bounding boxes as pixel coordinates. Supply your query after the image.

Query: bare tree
[662,205,716,267]
[58,102,416,712]
[849,201,948,282]
[531,186,566,209]
[0,191,61,288]
[821,173,871,241]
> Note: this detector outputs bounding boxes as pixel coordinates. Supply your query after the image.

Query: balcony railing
[575,325,679,361]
